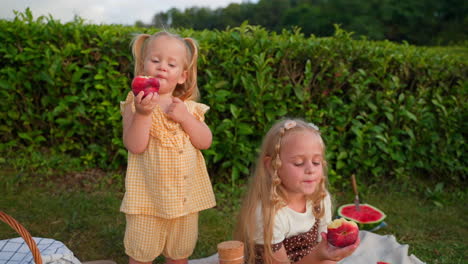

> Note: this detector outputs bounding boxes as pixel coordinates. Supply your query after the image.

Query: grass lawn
[1,167,466,264]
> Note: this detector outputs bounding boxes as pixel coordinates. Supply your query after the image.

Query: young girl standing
[120,32,216,264]
[235,119,359,264]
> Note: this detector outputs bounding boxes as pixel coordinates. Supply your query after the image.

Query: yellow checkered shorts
[124,213,199,262]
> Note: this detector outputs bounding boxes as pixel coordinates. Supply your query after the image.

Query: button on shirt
[120,92,216,219]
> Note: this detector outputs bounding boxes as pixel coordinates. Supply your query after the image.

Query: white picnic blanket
[339,231,425,264]
[0,237,81,264]
[188,231,426,264]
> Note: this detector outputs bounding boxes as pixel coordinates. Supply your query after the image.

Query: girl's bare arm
[122,92,158,154]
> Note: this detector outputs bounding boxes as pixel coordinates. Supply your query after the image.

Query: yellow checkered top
[120,92,216,219]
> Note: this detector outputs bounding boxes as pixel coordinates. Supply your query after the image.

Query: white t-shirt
[254,193,332,244]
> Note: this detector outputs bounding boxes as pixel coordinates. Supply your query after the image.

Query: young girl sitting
[235,119,359,264]
[120,31,216,264]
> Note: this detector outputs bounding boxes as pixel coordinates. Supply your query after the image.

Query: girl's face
[277,130,324,201]
[143,35,188,96]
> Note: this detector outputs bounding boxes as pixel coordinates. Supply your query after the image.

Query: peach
[326,218,359,247]
[131,75,159,97]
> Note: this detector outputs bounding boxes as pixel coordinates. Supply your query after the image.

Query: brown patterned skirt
[254,219,320,263]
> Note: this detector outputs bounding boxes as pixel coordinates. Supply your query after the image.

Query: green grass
[1,167,466,264]
[336,182,468,264]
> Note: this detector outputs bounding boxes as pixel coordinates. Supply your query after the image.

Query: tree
[148,0,466,45]
[252,0,291,30]
[218,3,256,29]
[282,4,333,36]
[152,11,170,27]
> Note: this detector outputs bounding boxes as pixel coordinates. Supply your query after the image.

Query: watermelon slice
[337,203,386,230]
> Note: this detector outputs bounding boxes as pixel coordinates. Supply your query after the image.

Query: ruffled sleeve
[185,101,210,122]
[254,205,289,244]
[120,91,135,115]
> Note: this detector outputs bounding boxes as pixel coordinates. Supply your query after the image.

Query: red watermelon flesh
[341,205,382,222]
[337,203,386,230]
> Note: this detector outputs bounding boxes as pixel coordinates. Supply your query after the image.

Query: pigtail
[131,34,151,76]
[271,127,284,205]
[310,172,328,219]
[177,37,200,101]
[262,126,290,264]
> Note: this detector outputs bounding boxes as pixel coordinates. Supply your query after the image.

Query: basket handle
[0,211,43,264]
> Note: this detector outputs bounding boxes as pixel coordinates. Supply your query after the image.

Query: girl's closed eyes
[290,157,322,167]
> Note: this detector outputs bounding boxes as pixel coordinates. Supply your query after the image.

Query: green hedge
[1,10,466,187]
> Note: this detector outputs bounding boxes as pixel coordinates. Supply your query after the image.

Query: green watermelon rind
[337,203,386,230]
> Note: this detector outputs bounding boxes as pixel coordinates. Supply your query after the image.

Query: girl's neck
[287,195,307,213]
[157,94,174,111]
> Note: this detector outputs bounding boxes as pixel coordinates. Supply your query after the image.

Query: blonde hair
[234,118,329,264]
[130,31,200,101]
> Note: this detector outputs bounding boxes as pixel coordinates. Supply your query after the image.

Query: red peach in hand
[327,218,359,248]
[131,76,159,97]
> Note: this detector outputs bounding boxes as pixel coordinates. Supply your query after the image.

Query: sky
[1,0,256,25]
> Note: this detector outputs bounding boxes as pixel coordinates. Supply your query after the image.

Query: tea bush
[0,10,466,187]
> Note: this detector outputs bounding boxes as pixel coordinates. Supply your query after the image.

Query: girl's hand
[166,97,189,124]
[134,91,159,116]
[316,232,360,262]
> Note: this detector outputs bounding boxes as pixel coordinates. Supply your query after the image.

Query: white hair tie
[308,122,319,130]
[284,120,297,130]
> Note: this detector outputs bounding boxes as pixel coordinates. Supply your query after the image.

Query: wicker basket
[0,211,43,264]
